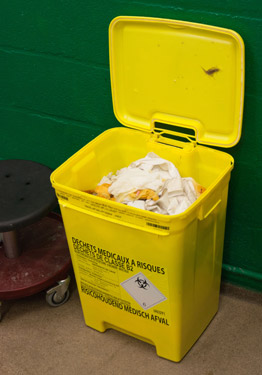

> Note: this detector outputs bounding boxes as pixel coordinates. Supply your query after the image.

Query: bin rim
[51,161,233,222]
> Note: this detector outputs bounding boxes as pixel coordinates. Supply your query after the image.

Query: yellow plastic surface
[109,16,245,147]
[51,127,234,362]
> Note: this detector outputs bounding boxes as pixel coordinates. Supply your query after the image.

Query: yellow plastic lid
[109,16,245,148]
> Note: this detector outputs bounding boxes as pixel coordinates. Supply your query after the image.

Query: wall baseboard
[222,263,262,292]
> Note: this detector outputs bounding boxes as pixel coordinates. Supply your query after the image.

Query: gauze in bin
[99,152,201,215]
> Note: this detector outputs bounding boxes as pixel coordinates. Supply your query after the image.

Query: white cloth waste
[98,152,202,215]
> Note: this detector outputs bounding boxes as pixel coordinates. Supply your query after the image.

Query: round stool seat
[0,159,57,232]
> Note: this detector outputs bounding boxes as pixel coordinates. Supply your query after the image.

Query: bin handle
[201,199,221,220]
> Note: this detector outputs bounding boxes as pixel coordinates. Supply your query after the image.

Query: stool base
[0,213,71,300]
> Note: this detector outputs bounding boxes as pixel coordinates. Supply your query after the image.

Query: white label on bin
[121,272,167,310]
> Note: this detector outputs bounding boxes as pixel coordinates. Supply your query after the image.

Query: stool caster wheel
[46,290,70,307]
[46,275,71,307]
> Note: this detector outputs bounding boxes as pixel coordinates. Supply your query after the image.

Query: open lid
[109,16,245,148]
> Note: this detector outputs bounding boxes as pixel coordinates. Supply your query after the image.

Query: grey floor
[1,279,261,375]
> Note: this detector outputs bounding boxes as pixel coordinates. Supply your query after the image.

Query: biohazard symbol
[135,277,150,290]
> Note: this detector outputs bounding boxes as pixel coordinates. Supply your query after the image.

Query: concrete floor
[1,279,261,375]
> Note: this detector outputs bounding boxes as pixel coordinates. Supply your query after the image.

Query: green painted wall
[1,1,261,291]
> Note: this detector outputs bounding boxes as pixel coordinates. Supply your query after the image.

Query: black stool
[0,160,71,318]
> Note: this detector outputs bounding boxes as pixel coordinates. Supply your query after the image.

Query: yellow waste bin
[51,16,244,362]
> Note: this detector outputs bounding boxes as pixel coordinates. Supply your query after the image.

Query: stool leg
[3,230,21,258]
[0,301,3,321]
